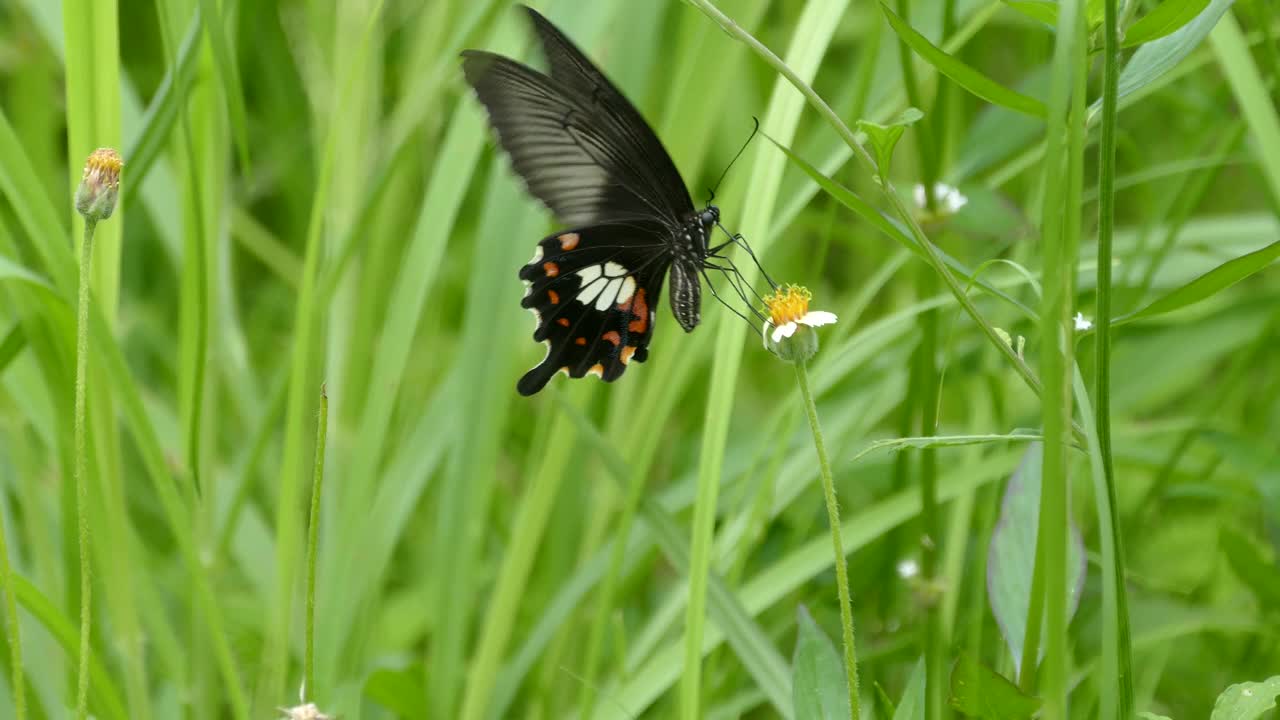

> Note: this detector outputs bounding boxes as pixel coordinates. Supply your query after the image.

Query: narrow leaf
[949,651,1042,719]
[880,3,1047,118]
[1123,0,1213,47]
[1218,527,1280,608]
[1117,239,1280,325]
[986,444,1087,670]
[892,660,927,720]
[792,606,850,720]
[1210,677,1280,720]
[195,0,253,174]
[1138,713,1174,720]
[0,323,25,374]
[1002,1,1058,26]
[1113,0,1233,103]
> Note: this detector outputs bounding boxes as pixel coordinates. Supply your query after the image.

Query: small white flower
[1073,312,1092,331]
[280,703,331,720]
[896,559,919,579]
[767,309,838,343]
[913,182,968,214]
[761,285,838,362]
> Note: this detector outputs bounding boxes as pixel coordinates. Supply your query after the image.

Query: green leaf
[892,660,927,720]
[1138,713,1174,720]
[194,0,253,175]
[1116,239,1280,325]
[365,664,427,718]
[0,322,24,375]
[986,444,1088,669]
[792,606,850,720]
[1086,0,1106,28]
[1123,0,1212,47]
[1218,527,1280,608]
[880,3,1047,118]
[1002,1,1058,27]
[1113,0,1233,103]
[856,107,924,181]
[1210,677,1280,720]
[949,652,1042,719]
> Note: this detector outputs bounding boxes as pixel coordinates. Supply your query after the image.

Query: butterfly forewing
[517,224,669,395]
[520,7,695,221]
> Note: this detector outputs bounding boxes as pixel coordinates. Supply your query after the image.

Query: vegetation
[1,0,1278,718]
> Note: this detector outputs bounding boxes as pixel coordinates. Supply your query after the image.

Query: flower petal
[771,322,798,343]
[799,310,838,328]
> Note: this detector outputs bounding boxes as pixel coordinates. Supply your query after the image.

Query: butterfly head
[699,205,720,230]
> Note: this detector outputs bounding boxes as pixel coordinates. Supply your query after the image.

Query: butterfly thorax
[669,206,718,333]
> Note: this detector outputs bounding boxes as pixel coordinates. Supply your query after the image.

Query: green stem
[0,480,25,719]
[795,360,860,720]
[74,218,97,720]
[916,268,944,720]
[1095,0,1135,717]
[304,384,330,701]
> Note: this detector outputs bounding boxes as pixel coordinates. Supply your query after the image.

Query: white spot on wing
[575,261,631,311]
[529,246,543,264]
[616,276,636,305]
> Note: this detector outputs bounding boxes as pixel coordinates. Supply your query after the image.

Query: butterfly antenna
[707,116,761,202]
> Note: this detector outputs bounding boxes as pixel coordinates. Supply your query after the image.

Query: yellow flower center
[83,148,123,188]
[763,284,811,327]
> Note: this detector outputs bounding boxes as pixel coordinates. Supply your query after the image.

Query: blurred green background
[1,0,1279,718]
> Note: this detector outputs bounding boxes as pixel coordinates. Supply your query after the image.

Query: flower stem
[304,384,330,701]
[74,218,97,720]
[794,360,860,720]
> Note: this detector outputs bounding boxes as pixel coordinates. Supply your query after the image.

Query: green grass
[2,1,1280,718]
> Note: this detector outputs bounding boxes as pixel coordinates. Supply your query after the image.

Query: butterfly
[462,5,739,396]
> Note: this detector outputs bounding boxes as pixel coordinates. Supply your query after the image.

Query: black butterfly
[462,5,733,396]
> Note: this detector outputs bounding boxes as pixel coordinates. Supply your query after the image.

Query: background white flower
[913,182,968,214]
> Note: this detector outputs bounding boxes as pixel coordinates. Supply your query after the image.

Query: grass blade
[880,2,1047,119]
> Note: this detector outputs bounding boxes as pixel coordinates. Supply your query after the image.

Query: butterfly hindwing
[517,224,670,395]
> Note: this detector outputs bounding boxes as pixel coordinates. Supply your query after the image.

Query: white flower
[280,704,331,720]
[896,559,919,579]
[767,310,838,343]
[1073,312,1092,331]
[913,182,968,214]
[761,285,838,362]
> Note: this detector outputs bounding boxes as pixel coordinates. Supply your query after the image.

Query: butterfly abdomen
[668,215,715,332]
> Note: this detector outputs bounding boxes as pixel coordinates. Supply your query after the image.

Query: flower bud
[75,148,123,222]
[764,320,820,362]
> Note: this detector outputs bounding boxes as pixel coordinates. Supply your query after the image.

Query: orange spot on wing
[557,317,570,327]
[588,364,604,378]
[559,232,580,250]
[548,289,560,304]
[602,331,621,346]
[621,346,637,365]
[575,337,587,346]
[543,261,560,277]
[618,288,649,334]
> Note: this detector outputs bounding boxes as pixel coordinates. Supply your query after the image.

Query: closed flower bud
[74,148,123,222]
